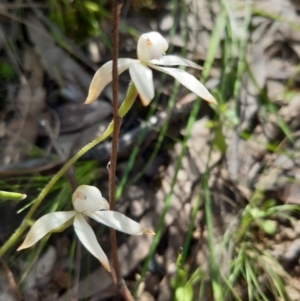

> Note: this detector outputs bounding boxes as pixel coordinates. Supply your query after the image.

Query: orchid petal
[72,185,109,213]
[151,55,204,70]
[150,65,217,105]
[88,211,155,235]
[129,61,154,106]
[73,214,110,271]
[17,211,76,251]
[84,58,133,104]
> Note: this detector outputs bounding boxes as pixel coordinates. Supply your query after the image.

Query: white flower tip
[17,244,26,251]
[206,95,217,105]
[17,234,40,251]
[72,185,109,213]
[17,239,37,251]
[139,94,152,106]
[85,77,104,104]
[101,261,111,272]
[84,67,106,105]
[137,31,169,62]
[84,95,95,105]
[143,229,155,235]
[17,237,36,251]
[84,81,99,104]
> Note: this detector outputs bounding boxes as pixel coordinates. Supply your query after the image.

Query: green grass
[48,0,110,42]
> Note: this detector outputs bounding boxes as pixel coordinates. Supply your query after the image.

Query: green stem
[0,83,137,257]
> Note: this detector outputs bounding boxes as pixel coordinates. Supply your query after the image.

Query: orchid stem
[109,2,135,300]
[0,83,137,257]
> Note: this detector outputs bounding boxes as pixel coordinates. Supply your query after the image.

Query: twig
[109,0,123,282]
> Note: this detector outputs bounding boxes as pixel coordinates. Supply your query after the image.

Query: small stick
[109,1,136,300]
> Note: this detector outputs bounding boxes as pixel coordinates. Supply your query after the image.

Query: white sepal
[17,211,76,251]
[72,185,109,213]
[73,214,110,271]
[88,211,155,235]
[151,55,204,70]
[151,65,217,105]
[84,58,132,104]
[129,61,154,106]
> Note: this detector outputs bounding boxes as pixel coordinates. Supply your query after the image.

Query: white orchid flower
[85,31,217,106]
[17,185,154,271]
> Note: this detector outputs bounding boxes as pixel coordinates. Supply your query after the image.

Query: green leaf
[0,190,27,201]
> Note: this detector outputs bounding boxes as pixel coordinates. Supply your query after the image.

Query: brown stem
[109,2,136,300]
[119,279,136,301]
[109,2,135,300]
[109,117,121,281]
[109,0,122,285]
